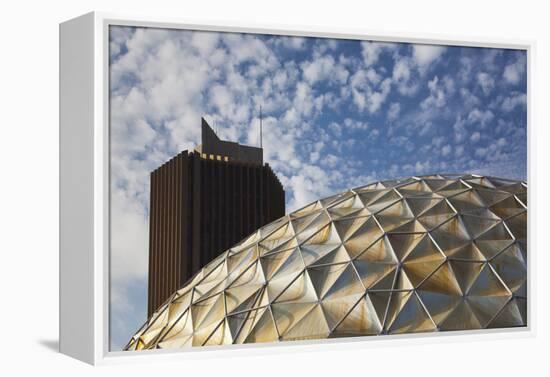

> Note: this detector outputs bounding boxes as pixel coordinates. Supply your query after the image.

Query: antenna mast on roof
[260,105,263,149]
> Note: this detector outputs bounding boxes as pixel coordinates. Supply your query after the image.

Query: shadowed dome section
[125,174,527,351]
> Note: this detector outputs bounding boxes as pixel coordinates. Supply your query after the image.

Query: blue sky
[108,26,527,350]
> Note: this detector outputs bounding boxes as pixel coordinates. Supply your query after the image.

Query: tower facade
[147,118,285,316]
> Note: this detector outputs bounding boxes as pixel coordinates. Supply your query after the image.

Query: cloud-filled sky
[108,26,527,350]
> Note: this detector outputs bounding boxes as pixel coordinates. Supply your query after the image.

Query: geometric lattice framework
[125,174,527,351]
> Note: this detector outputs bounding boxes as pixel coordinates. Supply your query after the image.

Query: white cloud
[247,116,299,172]
[414,160,432,174]
[421,76,447,109]
[360,41,397,66]
[453,116,467,143]
[467,108,494,127]
[273,36,307,50]
[110,187,149,285]
[222,33,279,70]
[310,151,320,163]
[475,147,488,158]
[365,68,381,85]
[441,144,452,156]
[503,54,526,85]
[368,78,392,113]
[501,92,527,112]
[387,103,401,121]
[322,154,340,168]
[390,49,447,97]
[457,56,473,83]
[301,54,349,85]
[350,70,392,113]
[392,57,410,82]
[328,122,343,136]
[474,137,509,163]
[343,118,369,130]
[392,56,418,96]
[388,164,400,177]
[432,136,446,148]
[313,39,339,54]
[412,44,446,68]
[470,131,481,142]
[477,72,495,95]
[191,31,220,56]
[286,164,333,211]
[294,82,316,117]
[110,26,134,58]
[209,84,232,112]
[369,129,381,140]
[460,88,480,109]
[455,145,465,157]
[351,89,366,111]
[287,175,318,210]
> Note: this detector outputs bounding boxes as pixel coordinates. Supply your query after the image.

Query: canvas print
[108,26,527,351]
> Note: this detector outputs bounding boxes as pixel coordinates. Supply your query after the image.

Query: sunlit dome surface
[125,174,527,351]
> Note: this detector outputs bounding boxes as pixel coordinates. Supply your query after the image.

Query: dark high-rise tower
[147,118,285,316]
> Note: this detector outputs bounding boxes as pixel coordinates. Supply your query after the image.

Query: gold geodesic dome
[125,174,527,351]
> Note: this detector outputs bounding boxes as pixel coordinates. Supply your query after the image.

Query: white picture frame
[59,11,534,365]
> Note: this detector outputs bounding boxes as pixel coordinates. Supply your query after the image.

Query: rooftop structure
[195,118,263,164]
